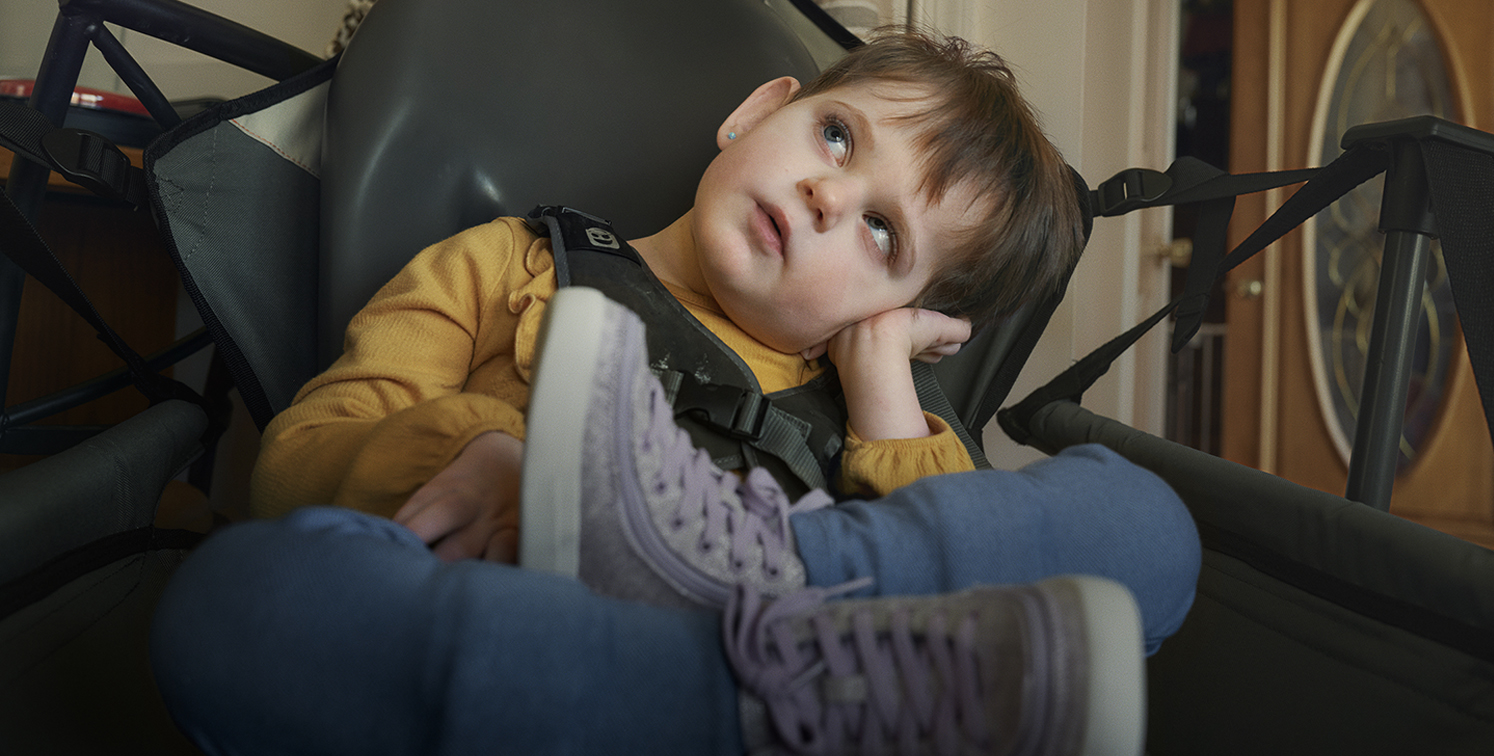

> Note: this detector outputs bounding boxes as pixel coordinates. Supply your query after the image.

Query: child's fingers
[428,507,517,563]
[395,491,474,547]
[913,341,963,363]
[906,308,972,353]
[483,526,520,564]
[431,523,489,562]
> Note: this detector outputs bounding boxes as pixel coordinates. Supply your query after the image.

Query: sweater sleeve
[249,218,549,519]
[835,412,976,498]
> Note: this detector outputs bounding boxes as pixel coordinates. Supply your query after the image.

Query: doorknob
[1237,279,1264,299]
[1158,238,1193,268]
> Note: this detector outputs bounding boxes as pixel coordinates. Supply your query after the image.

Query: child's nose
[798,175,855,231]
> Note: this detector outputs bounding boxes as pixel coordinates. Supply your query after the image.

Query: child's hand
[830,307,972,363]
[822,308,971,441]
[394,431,522,563]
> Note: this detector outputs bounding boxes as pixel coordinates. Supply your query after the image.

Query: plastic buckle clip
[675,380,771,441]
[1094,168,1171,217]
[40,128,136,203]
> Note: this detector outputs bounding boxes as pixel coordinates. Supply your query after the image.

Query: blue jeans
[152,444,1198,755]
[794,443,1200,655]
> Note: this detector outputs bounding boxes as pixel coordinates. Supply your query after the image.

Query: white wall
[0,0,346,100]
[914,0,1179,469]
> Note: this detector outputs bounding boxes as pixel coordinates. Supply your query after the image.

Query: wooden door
[1224,0,1494,548]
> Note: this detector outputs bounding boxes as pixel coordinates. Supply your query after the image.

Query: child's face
[690,79,983,355]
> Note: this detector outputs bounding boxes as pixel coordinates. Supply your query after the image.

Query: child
[152,29,1201,755]
[247,31,1087,563]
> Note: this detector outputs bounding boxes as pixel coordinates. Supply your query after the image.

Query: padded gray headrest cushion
[320,0,825,366]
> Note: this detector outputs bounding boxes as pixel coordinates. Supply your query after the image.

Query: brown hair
[794,28,1087,329]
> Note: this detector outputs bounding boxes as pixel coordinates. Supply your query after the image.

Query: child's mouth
[754,204,785,256]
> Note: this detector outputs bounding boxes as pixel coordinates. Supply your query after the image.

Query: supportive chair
[3,0,1077,752]
[148,0,1071,461]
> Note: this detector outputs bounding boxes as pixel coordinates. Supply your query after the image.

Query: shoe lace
[644,386,831,581]
[725,584,991,755]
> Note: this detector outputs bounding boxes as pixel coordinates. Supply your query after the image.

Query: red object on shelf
[0,79,151,116]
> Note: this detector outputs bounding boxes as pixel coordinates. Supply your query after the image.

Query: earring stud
[727,131,738,140]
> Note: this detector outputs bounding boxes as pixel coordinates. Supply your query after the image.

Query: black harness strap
[530,205,845,495]
[0,188,207,415]
[1001,143,1387,444]
[1,100,219,444]
[529,205,992,493]
[0,100,147,206]
[1004,117,1494,466]
[1422,138,1494,443]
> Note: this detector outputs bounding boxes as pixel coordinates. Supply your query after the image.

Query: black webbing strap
[0,99,147,206]
[998,295,1177,446]
[1422,139,1494,444]
[966,286,1067,438]
[1000,144,1389,445]
[1090,157,1323,351]
[0,189,207,412]
[0,99,52,164]
[1,98,193,413]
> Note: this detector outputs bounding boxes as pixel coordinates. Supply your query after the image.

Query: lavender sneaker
[724,575,1146,756]
[521,287,833,610]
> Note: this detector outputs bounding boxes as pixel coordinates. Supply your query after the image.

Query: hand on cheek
[825,308,972,441]
[394,431,523,563]
[826,307,971,366]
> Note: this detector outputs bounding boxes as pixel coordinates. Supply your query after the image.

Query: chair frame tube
[1,0,317,449]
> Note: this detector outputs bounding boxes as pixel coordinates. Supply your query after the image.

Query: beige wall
[913,0,1179,468]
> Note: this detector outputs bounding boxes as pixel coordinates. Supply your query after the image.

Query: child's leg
[150,506,742,756]
[790,443,1202,655]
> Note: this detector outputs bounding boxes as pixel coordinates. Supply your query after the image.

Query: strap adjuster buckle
[1094,168,1171,216]
[40,128,138,204]
[670,375,771,441]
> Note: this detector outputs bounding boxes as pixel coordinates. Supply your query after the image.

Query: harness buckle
[40,128,139,204]
[673,379,771,441]
[1093,167,1171,216]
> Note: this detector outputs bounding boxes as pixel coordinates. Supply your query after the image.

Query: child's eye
[865,215,897,260]
[821,119,850,163]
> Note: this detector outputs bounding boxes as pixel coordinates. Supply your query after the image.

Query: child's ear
[717,76,801,149]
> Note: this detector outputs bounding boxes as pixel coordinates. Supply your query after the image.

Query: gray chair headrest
[320,0,830,366]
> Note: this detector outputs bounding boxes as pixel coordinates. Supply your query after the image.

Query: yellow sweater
[250,217,974,519]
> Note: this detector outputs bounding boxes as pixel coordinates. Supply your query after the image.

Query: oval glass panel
[1305,0,1458,469]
